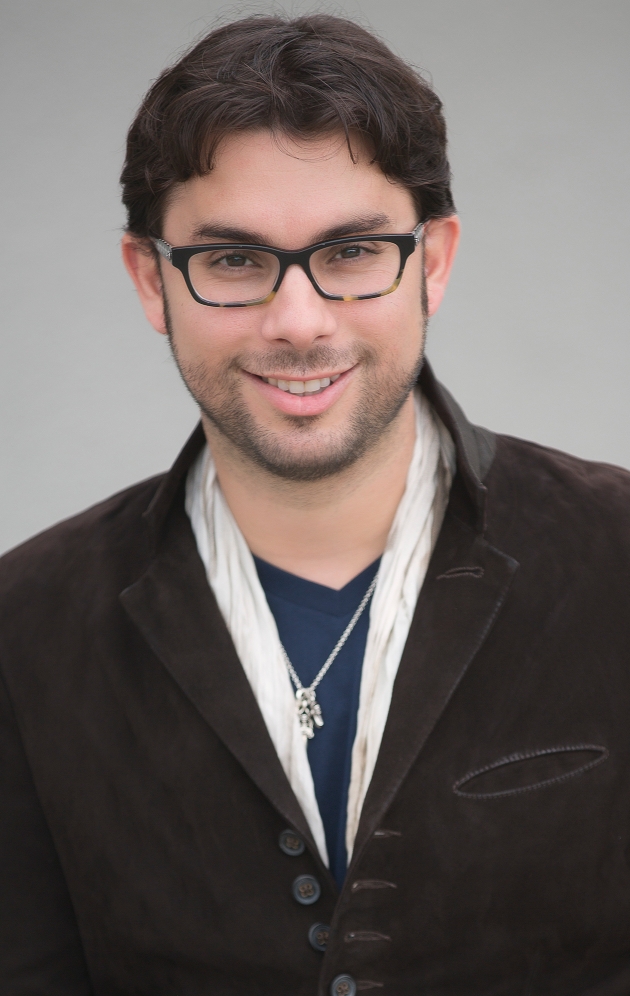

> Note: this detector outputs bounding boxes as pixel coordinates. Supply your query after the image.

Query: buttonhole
[356,982,384,990]
[437,566,484,580]
[351,879,397,892]
[345,931,391,943]
[373,829,402,838]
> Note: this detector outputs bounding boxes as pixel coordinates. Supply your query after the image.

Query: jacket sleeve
[0,670,93,995]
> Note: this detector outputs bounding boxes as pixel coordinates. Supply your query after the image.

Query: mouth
[260,374,341,396]
[244,366,355,417]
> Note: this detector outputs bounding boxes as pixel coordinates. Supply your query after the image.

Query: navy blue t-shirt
[254,556,380,887]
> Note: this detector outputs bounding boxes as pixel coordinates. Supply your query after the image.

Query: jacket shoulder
[491,433,630,498]
[486,433,630,546]
[0,475,165,605]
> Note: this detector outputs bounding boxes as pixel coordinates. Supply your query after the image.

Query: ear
[121,233,168,335]
[423,215,460,317]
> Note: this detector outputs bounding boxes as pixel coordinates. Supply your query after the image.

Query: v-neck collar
[253,555,381,617]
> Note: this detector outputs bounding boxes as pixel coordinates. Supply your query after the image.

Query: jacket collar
[142,359,496,545]
[142,421,206,548]
[419,361,495,531]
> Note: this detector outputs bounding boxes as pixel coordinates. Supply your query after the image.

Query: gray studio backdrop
[1,0,629,556]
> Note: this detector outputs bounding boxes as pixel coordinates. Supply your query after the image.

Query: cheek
[353,288,424,366]
[165,278,262,362]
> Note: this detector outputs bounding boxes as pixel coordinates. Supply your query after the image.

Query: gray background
[1,0,629,556]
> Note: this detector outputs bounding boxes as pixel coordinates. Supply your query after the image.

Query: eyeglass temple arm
[413,221,426,244]
[151,237,173,261]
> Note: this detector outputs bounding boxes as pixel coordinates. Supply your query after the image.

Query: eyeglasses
[151,221,425,308]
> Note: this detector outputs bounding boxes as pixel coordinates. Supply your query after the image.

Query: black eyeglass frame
[151,221,425,308]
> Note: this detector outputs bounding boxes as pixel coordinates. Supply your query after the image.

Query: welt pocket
[452,744,609,800]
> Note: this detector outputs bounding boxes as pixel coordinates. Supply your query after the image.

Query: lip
[243,367,355,416]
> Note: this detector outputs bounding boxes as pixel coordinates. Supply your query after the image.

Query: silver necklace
[279,572,379,741]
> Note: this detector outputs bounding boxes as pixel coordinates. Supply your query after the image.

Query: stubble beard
[165,297,427,483]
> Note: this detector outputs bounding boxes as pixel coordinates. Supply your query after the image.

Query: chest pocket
[453,744,609,800]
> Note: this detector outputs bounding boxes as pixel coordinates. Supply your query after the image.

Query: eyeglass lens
[187,240,402,304]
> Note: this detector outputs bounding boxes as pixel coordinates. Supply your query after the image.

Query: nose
[259,263,337,349]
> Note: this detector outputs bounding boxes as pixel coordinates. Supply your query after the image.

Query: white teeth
[304,378,331,392]
[262,374,339,394]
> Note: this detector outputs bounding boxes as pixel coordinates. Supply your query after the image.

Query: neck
[202,394,417,590]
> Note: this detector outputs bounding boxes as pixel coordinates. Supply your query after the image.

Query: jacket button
[279,829,305,856]
[330,975,357,996]
[292,874,321,905]
[308,922,330,952]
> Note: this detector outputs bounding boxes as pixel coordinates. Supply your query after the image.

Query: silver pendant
[295,687,324,740]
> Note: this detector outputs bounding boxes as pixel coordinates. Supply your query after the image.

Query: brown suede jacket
[2,362,630,996]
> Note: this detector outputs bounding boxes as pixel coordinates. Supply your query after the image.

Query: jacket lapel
[120,488,321,862]
[350,497,518,863]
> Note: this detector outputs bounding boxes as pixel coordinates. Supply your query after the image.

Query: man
[1,13,630,996]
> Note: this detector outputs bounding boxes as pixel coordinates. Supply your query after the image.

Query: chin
[226,429,370,483]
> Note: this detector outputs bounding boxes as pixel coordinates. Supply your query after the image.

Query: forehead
[162,129,416,246]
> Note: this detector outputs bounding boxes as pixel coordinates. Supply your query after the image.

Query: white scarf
[186,390,454,866]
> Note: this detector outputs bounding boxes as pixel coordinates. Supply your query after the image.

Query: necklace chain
[280,571,379,740]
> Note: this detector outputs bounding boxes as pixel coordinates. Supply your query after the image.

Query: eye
[219,253,253,268]
[328,242,383,263]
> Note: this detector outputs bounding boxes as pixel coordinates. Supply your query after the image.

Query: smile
[261,375,341,396]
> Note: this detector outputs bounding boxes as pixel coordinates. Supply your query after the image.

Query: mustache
[229,344,373,379]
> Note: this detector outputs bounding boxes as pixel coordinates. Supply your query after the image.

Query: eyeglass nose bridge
[269,246,331,301]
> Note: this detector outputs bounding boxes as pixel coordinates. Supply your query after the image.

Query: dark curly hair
[120,14,455,238]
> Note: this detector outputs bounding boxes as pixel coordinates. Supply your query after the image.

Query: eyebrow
[189,213,394,247]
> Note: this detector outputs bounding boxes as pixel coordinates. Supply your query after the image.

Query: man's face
[127,130,457,481]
